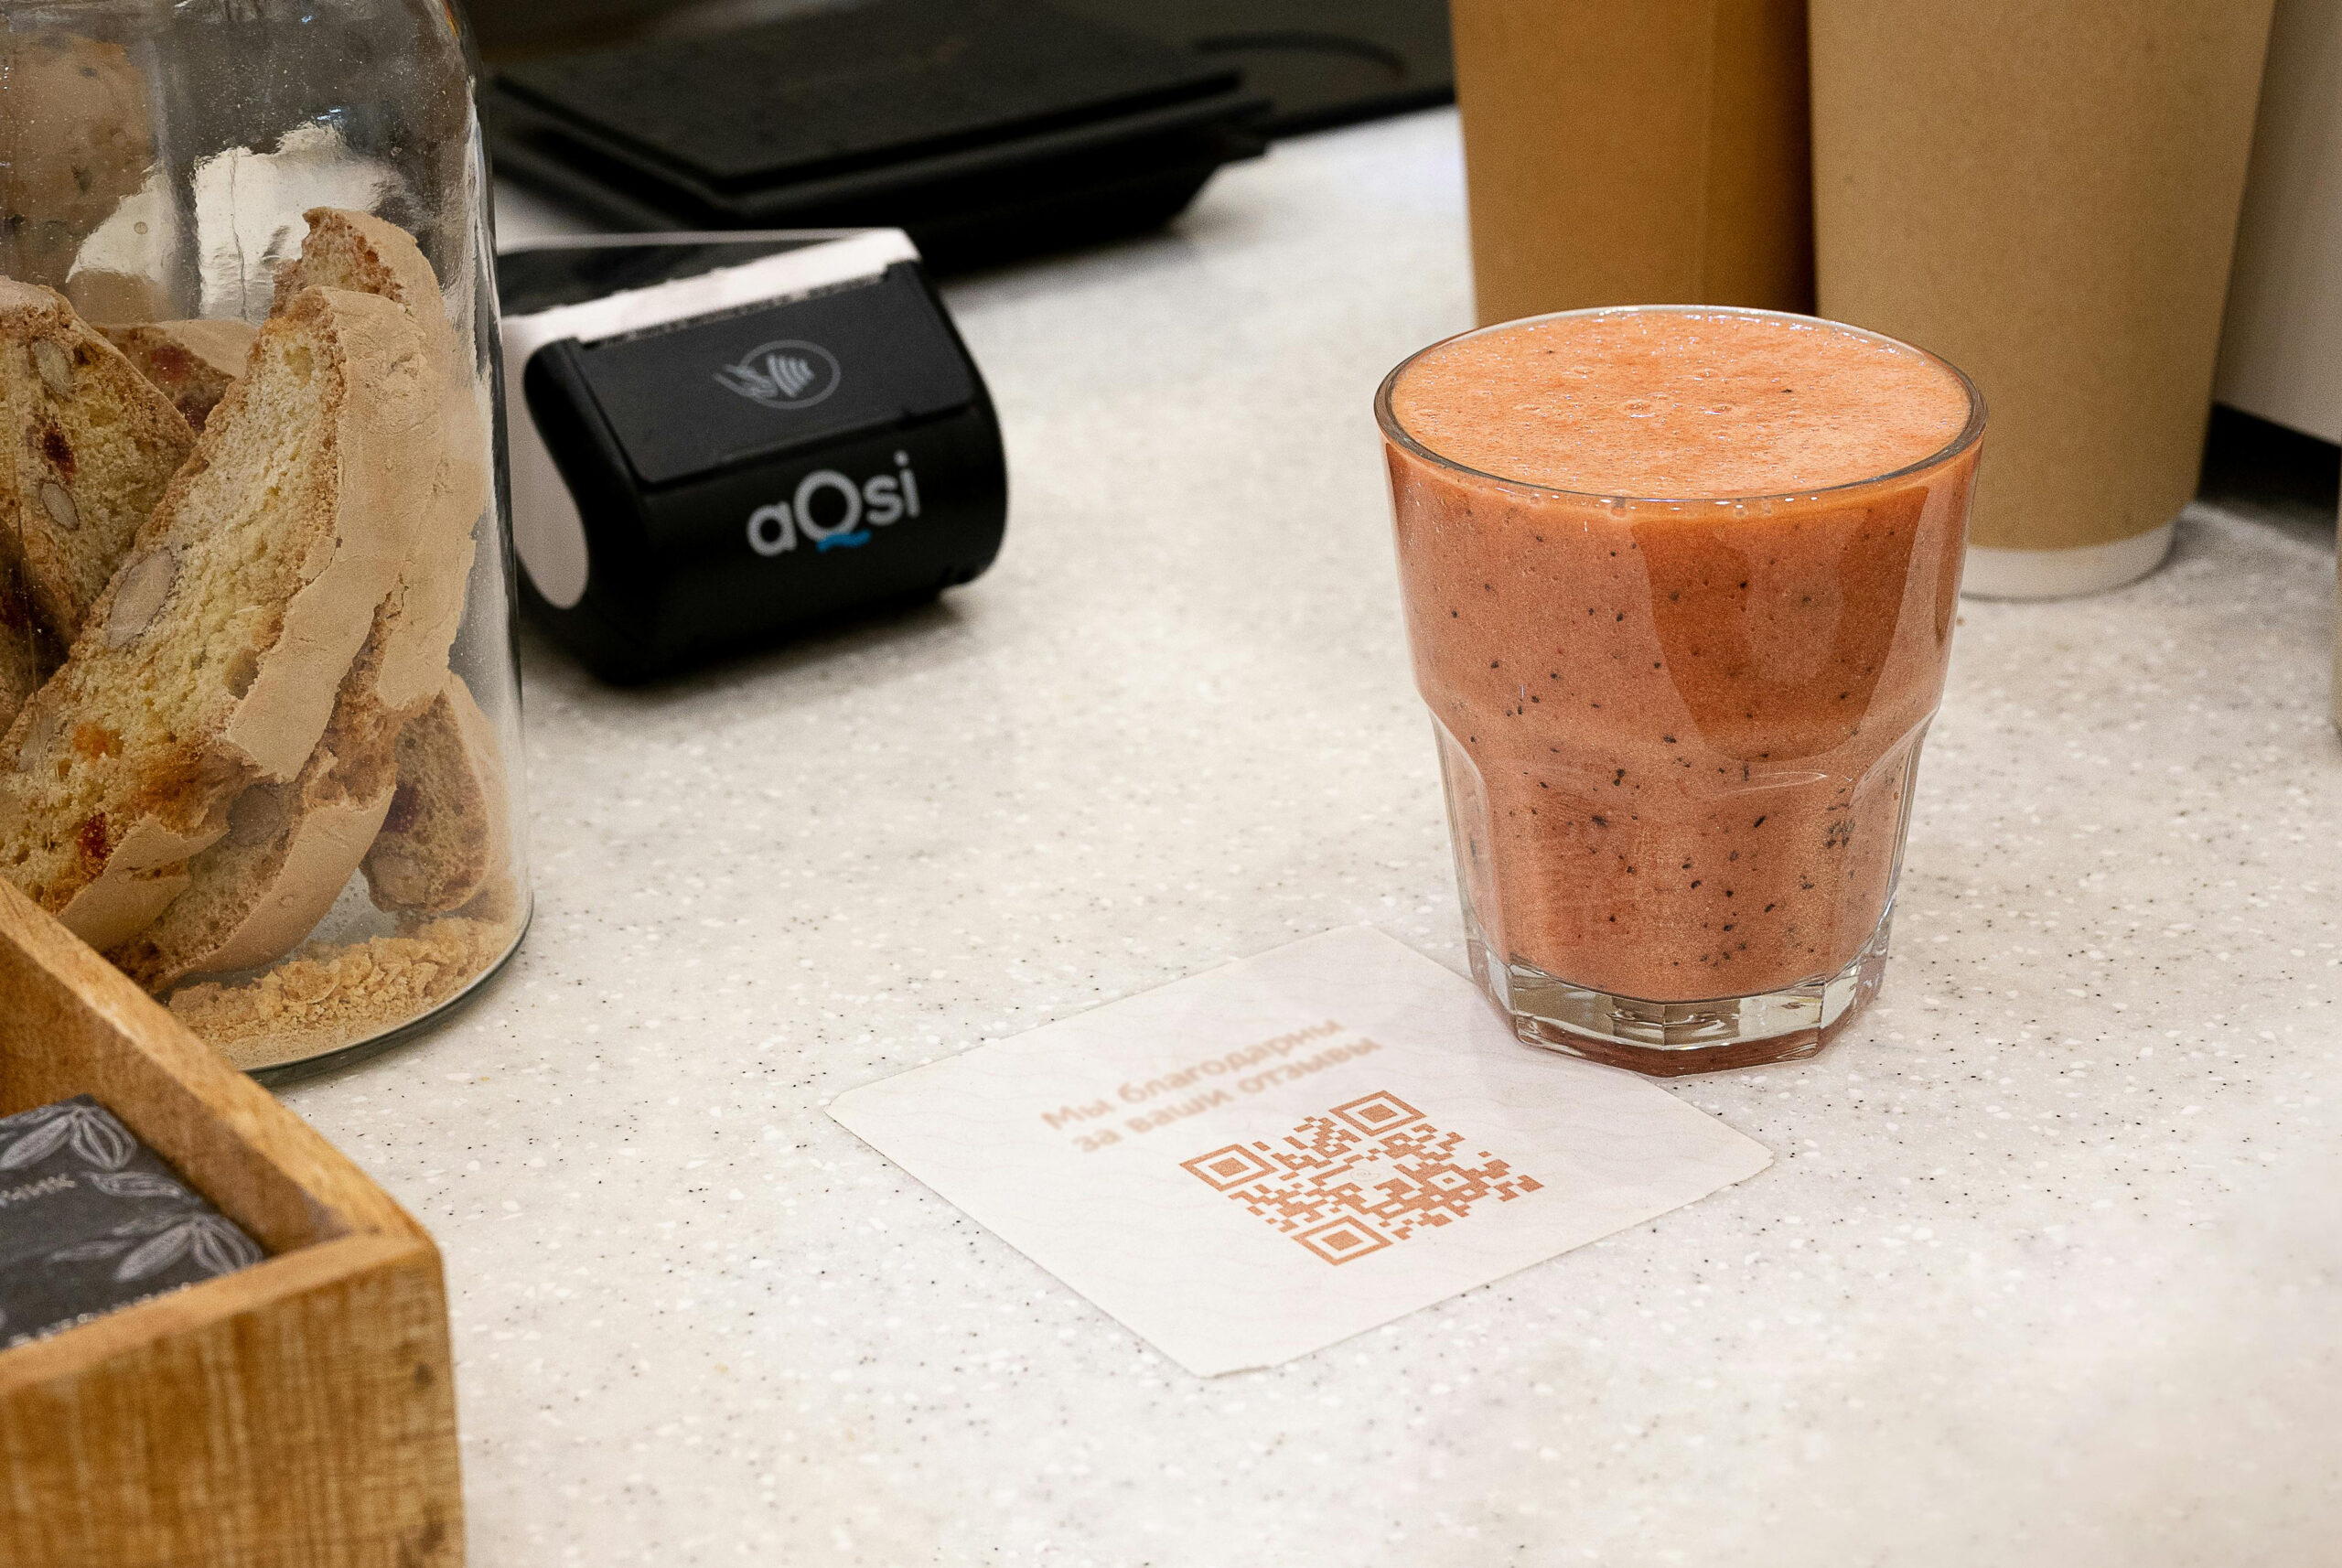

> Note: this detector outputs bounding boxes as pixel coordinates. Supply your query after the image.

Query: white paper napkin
[829,927,1771,1375]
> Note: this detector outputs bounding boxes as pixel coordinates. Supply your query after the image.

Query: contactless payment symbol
[714,339,842,410]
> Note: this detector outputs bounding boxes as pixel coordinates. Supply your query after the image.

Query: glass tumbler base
[1466,909,1894,1077]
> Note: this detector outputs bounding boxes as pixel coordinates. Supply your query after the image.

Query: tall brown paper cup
[1453,0,1813,326]
[1811,1,2275,598]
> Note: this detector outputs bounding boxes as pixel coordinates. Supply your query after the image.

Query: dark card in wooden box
[0,1094,263,1346]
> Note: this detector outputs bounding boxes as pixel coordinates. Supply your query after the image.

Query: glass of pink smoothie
[1379,306,1984,1075]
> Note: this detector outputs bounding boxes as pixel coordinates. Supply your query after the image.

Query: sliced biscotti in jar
[362,670,511,920]
[0,562,48,734]
[0,285,439,949]
[0,32,156,289]
[109,596,407,991]
[116,216,491,996]
[275,208,489,715]
[100,317,258,433]
[0,279,195,642]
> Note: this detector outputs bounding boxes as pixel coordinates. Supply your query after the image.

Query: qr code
[1180,1090,1542,1265]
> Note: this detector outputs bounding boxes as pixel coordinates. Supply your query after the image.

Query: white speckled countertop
[285,111,2342,1565]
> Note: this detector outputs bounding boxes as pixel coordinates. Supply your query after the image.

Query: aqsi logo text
[746,452,920,556]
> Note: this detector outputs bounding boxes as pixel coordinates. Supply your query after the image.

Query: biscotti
[0,32,154,287]
[0,279,195,642]
[106,216,484,988]
[362,671,510,918]
[274,209,489,715]
[110,600,405,990]
[0,564,45,734]
[65,270,170,326]
[101,317,257,432]
[0,285,438,948]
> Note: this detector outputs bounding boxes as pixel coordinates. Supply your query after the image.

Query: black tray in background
[1047,0,1454,136]
[485,0,1270,272]
[466,0,1455,140]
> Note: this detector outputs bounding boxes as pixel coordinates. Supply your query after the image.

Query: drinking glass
[1379,306,1983,1074]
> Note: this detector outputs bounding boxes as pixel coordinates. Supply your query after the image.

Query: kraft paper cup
[1810,0,2276,599]
[1451,0,1813,327]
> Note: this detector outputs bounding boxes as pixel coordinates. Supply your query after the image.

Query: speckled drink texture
[1386,310,1980,1002]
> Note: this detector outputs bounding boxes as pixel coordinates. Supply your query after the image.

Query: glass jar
[0,0,527,1079]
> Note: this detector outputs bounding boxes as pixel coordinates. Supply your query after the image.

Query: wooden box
[0,881,463,1567]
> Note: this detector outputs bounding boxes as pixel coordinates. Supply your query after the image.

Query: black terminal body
[513,258,1006,682]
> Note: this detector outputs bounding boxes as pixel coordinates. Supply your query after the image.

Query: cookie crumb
[169,914,513,1069]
